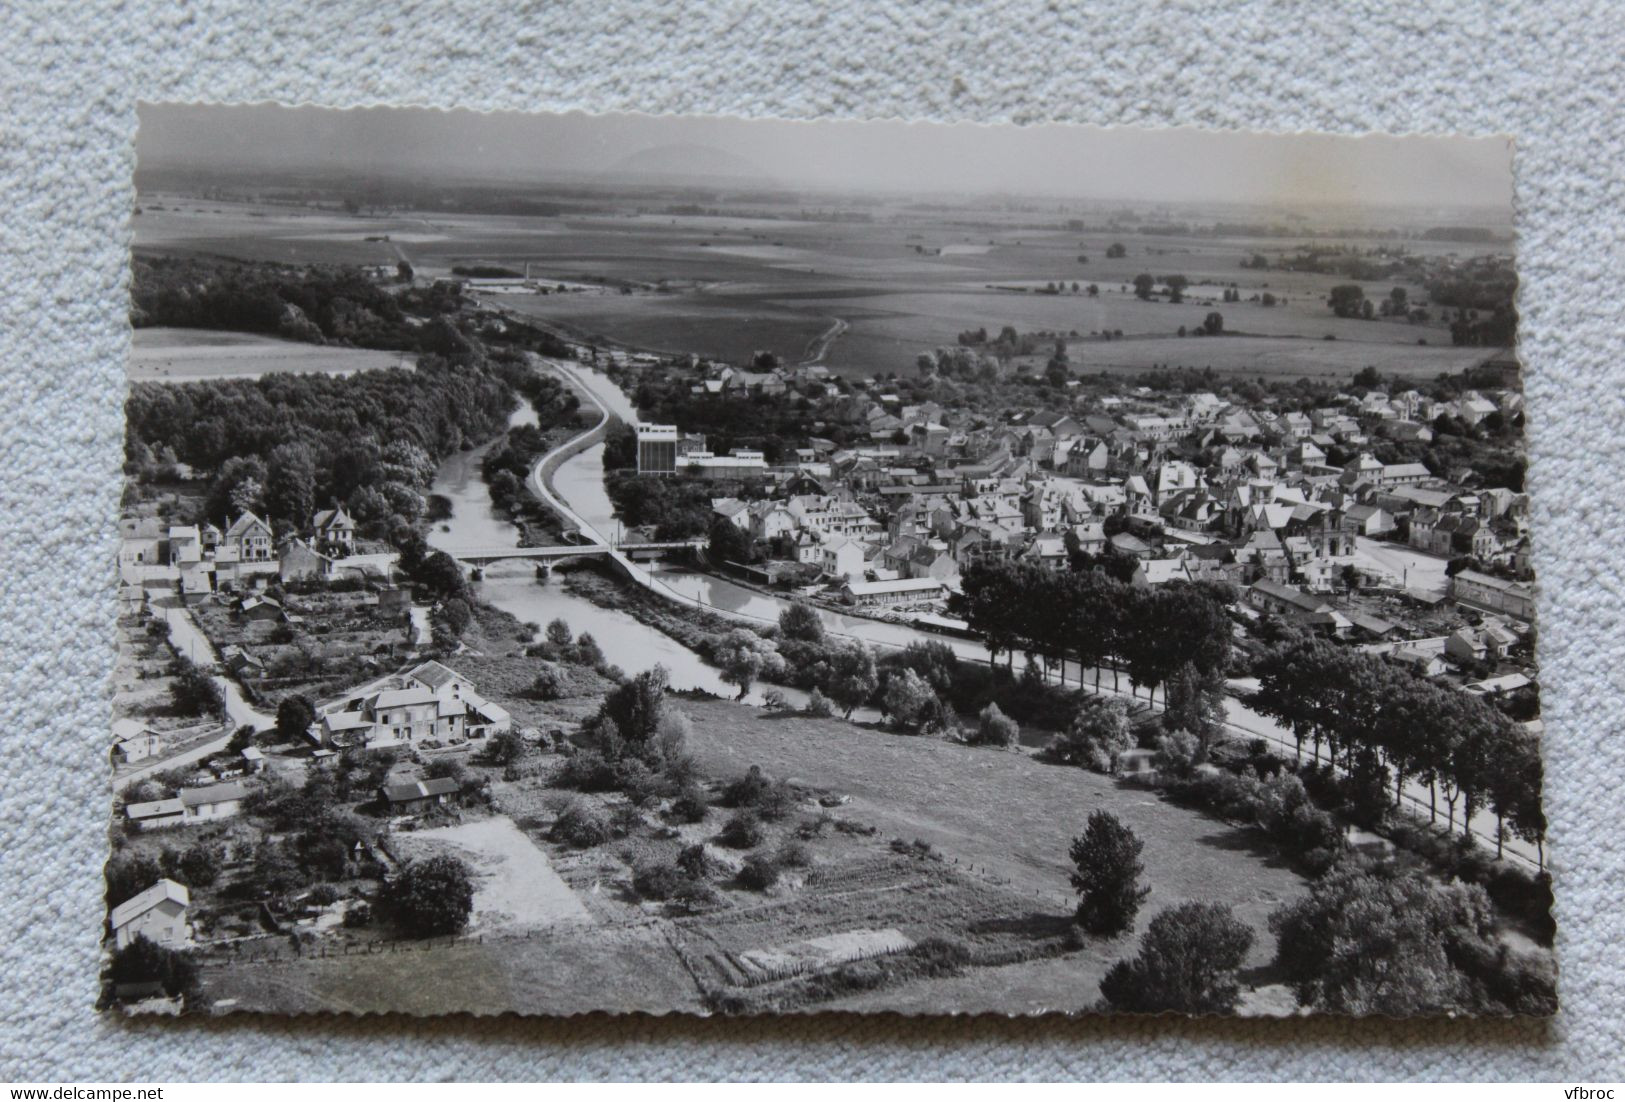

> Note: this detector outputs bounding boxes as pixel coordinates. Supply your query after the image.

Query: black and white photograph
[105,103,1550,1019]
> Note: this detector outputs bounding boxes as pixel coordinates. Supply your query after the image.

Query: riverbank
[560,563,748,658]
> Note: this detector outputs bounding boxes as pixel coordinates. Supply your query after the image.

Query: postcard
[107,104,1549,1017]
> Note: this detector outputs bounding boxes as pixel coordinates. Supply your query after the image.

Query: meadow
[129,327,412,381]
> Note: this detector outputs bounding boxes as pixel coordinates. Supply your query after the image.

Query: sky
[137,103,1514,211]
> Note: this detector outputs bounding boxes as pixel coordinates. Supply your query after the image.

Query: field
[669,697,1308,1013]
[129,327,413,382]
[134,194,1509,382]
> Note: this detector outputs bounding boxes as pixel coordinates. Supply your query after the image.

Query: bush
[611,803,645,837]
[668,782,711,823]
[342,902,372,928]
[383,854,475,937]
[738,852,782,891]
[1258,773,1346,874]
[632,860,688,901]
[551,799,613,847]
[775,839,812,868]
[1070,810,1150,936]
[545,618,573,647]
[307,883,341,906]
[718,811,765,849]
[275,695,316,742]
[170,659,224,718]
[881,668,944,733]
[174,842,223,889]
[804,688,835,718]
[1100,901,1256,1014]
[105,852,162,909]
[910,936,972,974]
[611,758,667,805]
[970,702,1019,747]
[1269,863,1506,1015]
[761,688,790,712]
[108,935,199,1001]
[531,664,567,701]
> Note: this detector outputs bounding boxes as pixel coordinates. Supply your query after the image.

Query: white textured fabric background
[2,0,1622,1081]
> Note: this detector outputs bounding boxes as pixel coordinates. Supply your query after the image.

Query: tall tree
[1070,810,1151,935]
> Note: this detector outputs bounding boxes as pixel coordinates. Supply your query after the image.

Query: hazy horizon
[137,103,1514,215]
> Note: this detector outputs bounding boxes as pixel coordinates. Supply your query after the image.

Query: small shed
[379,776,461,815]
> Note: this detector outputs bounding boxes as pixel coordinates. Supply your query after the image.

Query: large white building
[635,423,680,475]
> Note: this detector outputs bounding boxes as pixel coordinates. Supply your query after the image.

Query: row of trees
[1248,638,1544,858]
[949,561,1234,703]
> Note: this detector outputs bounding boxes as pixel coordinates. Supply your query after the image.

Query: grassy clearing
[675,697,1306,1007]
[129,327,410,381]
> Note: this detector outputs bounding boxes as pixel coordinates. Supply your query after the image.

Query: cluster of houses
[638,372,1533,628]
[118,505,376,598]
[312,660,513,752]
[109,662,515,965]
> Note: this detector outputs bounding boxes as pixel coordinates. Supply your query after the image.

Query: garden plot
[396,816,593,932]
[737,927,914,985]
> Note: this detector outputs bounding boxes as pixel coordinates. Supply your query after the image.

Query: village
[101,322,1545,1014]
[617,348,1536,711]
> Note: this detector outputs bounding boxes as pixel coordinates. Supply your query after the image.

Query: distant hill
[599,144,781,191]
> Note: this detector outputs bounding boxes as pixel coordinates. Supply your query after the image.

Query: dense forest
[130,254,581,362]
[130,255,472,351]
[124,353,578,539]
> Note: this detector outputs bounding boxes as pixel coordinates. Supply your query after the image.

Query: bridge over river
[444,538,704,565]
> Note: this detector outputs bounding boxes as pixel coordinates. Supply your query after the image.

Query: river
[422,368,926,709]
[424,388,782,700]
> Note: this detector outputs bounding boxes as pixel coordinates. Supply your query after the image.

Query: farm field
[129,327,412,381]
[134,195,1508,382]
